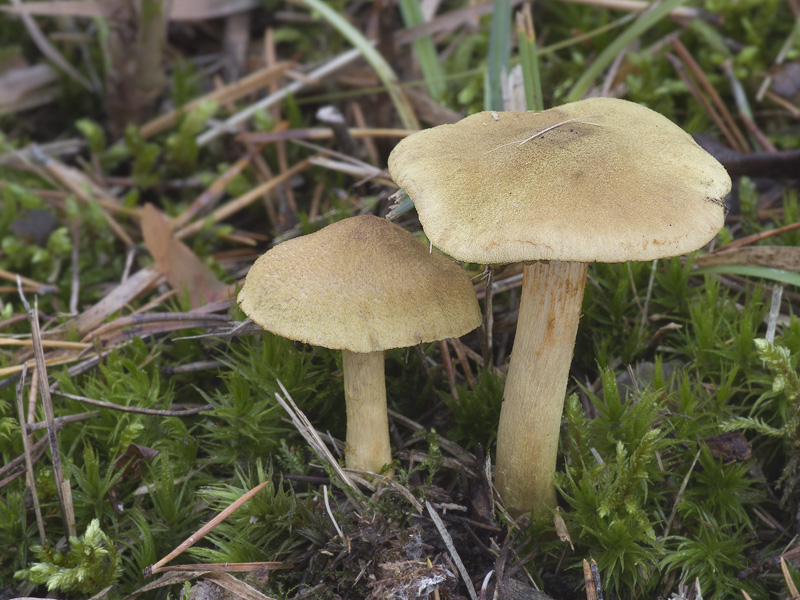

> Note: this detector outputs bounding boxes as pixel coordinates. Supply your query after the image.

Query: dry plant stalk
[273,379,362,503]
[15,363,46,544]
[174,159,312,239]
[145,480,271,577]
[52,390,213,417]
[18,279,76,537]
[426,500,478,600]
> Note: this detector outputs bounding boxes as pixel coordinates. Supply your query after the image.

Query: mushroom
[237,214,481,475]
[387,97,731,513]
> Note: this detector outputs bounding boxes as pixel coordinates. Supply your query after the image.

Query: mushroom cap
[388,97,731,264]
[237,215,482,353]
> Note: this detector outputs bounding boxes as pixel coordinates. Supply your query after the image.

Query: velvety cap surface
[388,97,731,264]
[237,215,481,353]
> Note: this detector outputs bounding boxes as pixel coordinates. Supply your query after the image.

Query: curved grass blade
[487,0,512,110]
[399,0,446,101]
[299,0,419,130]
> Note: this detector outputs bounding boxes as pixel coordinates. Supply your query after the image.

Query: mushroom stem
[495,260,588,515]
[341,349,393,474]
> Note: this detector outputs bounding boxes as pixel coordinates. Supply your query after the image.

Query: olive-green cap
[388,97,731,264]
[237,215,481,353]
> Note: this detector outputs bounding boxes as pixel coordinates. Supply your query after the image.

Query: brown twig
[52,391,214,416]
[666,53,743,153]
[710,221,800,253]
[669,37,749,152]
[26,410,100,433]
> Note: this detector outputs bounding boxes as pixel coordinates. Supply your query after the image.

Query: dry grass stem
[557,0,704,20]
[667,53,742,153]
[426,500,478,600]
[669,37,749,152]
[53,267,162,337]
[198,571,279,600]
[274,379,362,503]
[18,280,76,537]
[15,363,46,543]
[240,127,416,144]
[663,449,701,537]
[766,285,784,343]
[0,432,48,480]
[29,147,135,246]
[175,159,312,239]
[483,116,605,155]
[0,338,91,349]
[709,221,800,252]
[323,484,350,551]
[481,266,494,368]
[5,0,95,91]
[140,62,293,139]
[150,562,284,573]
[172,147,266,230]
[0,354,81,378]
[145,480,271,577]
[449,337,476,389]
[781,557,800,597]
[0,268,55,293]
[353,469,424,513]
[197,47,366,146]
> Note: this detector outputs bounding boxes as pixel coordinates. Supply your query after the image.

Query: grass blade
[693,265,800,288]
[299,0,419,130]
[566,0,687,102]
[516,4,543,111]
[399,0,446,101]
[487,0,512,110]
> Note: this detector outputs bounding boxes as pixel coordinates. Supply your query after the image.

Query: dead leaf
[10,209,57,246]
[141,204,231,308]
[113,443,159,477]
[781,557,800,598]
[553,508,574,550]
[770,61,800,102]
[0,62,58,114]
[53,266,162,338]
[703,432,752,464]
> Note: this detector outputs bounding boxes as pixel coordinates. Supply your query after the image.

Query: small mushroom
[388,97,731,513]
[237,215,481,475]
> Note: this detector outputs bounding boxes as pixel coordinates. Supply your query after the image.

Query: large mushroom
[388,97,731,514]
[237,214,481,475]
